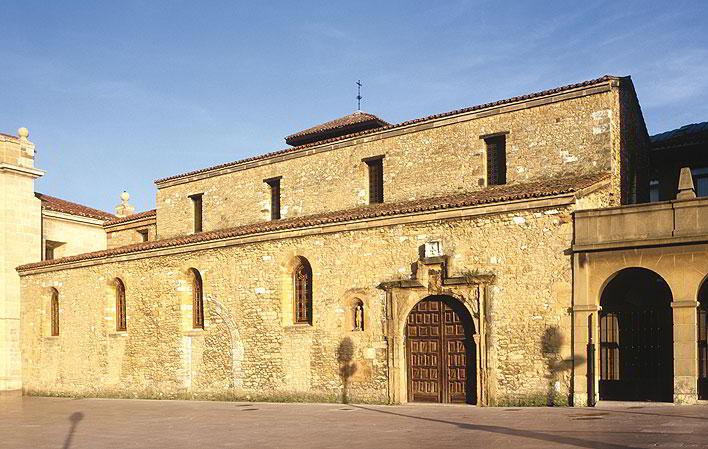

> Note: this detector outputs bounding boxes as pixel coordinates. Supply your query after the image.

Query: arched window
[50,288,59,336]
[190,268,204,329]
[293,257,312,324]
[115,278,127,332]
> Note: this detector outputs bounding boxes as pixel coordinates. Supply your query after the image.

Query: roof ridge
[20,172,608,271]
[156,75,621,185]
[104,209,157,226]
[35,192,115,221]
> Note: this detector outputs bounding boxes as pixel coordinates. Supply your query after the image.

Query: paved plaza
[1,394,706,449]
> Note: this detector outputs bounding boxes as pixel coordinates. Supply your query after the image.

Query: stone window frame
[293,257,313,325]
[114,278,127,332]
[179,267,208,335]
[190,268,205,329]
[49,287,60,337]
[189,193,204,233]
[480,131,509,186]
[264,176,282,221]
[105,277,129,337]
[363,155,385,204]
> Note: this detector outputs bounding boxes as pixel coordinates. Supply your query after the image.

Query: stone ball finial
[18,127,29,138]
[120,191,130,202]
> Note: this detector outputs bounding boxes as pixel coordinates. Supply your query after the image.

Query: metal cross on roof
[356,80,362,111]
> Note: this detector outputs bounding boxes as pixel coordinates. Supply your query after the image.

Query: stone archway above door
[377,254,494,405]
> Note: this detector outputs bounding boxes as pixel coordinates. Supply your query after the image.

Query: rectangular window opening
[265,177,281,220]
[138,229,149,242]
[485,135,507,186]
[189,194,203,233]
[44,240,65,261]
[649,180,660,203]
[365,157,384,204]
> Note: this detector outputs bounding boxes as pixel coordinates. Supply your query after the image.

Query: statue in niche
[354,302,364,331]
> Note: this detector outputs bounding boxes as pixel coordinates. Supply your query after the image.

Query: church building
[4,75,708,406]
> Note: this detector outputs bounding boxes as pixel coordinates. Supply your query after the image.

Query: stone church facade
[8,75,708,406]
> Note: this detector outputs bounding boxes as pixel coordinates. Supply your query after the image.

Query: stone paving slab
[0,395,706,449]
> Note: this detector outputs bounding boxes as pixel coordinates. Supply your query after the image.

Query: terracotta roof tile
[155,75,621,184]
[285,111,390,146]
[19,173,608,271]
[650,121,708,149]
[36,193,115,221]
[104,209,157,226]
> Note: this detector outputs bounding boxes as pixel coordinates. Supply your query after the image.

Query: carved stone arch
[201,295,244,389]
[177,265,207,332]
[45,286,60,337]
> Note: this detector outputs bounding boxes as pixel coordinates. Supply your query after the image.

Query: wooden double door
[406,296,476,404]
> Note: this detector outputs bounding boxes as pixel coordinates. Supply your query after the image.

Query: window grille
[50,289,59,336]
[485,135,507,185]
[293,258,312,324]
[115,279,127,332]
[365,158,384,204]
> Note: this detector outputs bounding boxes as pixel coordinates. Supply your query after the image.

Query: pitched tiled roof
[285,111,390,146]
[155,75,621,185]
[19,173,608,271]
[36,193,115,221]
[651,121,708,149]
[104,209,157,227]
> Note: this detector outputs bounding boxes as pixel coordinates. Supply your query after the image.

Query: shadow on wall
[337,337,358,404]
[63,411,84,449]
[541,326,576,406]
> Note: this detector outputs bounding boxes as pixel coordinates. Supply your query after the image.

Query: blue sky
[1,0,706,213]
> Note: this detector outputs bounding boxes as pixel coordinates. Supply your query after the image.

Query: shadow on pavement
[62,411,84,449]
[351,405,642,449]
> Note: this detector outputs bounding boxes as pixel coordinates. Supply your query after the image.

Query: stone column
[671,300,699,404]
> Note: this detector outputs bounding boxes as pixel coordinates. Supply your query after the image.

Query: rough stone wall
[156,89,618,239]
[106,223,157,249]
[43,215,107,258]
[20,196,588,405]
[618,79,651,204]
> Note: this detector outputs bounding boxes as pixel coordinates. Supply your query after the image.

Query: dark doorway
[406,295,476,404]
[699,280,707,400]
[599,268,673,402]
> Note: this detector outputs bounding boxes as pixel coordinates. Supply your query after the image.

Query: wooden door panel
[407,297,473,404]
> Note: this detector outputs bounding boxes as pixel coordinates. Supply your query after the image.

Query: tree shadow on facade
[542,326,574,406]
[62,411,84,449]
[337,337,357,404]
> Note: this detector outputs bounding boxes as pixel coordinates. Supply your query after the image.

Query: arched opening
[293,257,312,325]
[189,268,204,329]
[405,295,476,404]
[114,278,127,332]
[50,288,59,337]
[599,268,673,402]
[699,278,707,400]
[352,299,364,331]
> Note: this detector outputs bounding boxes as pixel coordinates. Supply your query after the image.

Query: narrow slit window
[265,178,281,220]
[190,194,203,233]
[115,279,127,332]
[191,268,205,329]
[485,135,507,186]
[365,157,384,204]
[50,289,59,336]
